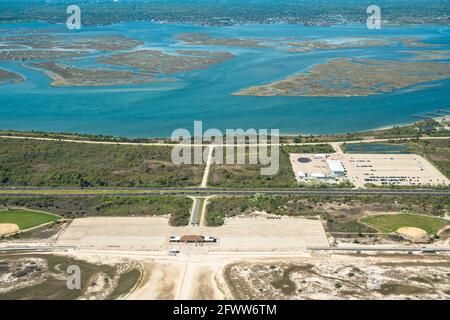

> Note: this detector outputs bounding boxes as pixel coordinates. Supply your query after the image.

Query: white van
[203,236,217,243]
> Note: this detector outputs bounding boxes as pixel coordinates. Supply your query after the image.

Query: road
[200,145,214,188]
[189,197,203,226]
[0,187,449,197]
[308,246,450,252]
[2,244,450,254]
[1,134,449,147]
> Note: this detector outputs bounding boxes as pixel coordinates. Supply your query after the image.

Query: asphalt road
[190,198,202,225]
[0,187,449,197]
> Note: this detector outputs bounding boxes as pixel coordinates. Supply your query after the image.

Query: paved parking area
[289,152,449,188]
[57,216,329,251]
[342,153,449,187]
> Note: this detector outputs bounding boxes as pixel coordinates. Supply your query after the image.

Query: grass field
[360,213,447,234]
[0,209,59,230]
[0,196,193,226]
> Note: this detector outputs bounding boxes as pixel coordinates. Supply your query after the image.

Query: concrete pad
[57,216,329,251]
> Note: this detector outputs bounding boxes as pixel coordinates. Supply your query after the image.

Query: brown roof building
[180,235,204,243]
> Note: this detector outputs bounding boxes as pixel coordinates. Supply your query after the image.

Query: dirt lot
[69,250,450,300]
[0,224,19,236]
[224,253,450,300]
[56,216,329,251]
[127,261,184,300]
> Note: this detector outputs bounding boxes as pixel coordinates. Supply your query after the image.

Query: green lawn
[360,213,447,234]
[0,209,59,230]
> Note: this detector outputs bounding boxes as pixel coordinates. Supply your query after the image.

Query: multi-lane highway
[0,187,449,197]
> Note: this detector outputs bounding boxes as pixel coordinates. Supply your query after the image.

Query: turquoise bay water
[0,22,449,137]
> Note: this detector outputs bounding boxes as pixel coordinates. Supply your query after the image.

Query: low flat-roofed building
[289,153,338,183]
[180,235,204,243]
[311,172,326,179]
[326,159,346,176]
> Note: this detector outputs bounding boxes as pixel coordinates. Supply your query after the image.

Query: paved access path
[1,134,448,147]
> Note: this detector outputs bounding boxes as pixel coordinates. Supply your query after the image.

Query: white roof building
[326,160,345,175]
[311,172,326,179]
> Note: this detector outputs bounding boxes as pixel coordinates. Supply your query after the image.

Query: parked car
[203,236,217,243]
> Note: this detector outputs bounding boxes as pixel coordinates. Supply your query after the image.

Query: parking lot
[289,152,449,188]
[342,153,449,187]
[57,216,329,251]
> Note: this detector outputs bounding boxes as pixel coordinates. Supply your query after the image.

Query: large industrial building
[289,154,347,183]
[326,159,346,176]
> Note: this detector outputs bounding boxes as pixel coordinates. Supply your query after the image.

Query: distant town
[1,0,449,26]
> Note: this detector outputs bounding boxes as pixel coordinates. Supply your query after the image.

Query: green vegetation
[0,138,203,187]
[169,205,191,226]
[360,213,447,234]
[1,119,447,146]
[206,193,330,227]
[205,209,225,226]
[343,143,413,154]
[0,129,173,144]
[376,283,427,296]
[109,268,141,300]
[0,189,163,195]
[206,194,449,231]
[270,265,313,295]
[0,209,59,230]
[284,120,449,144]
[282,145,335,154]
[0,254,124,300]
[0,196,192,226]
[415,139,450,179]
[297,179,354,189]
[209,144,334,188]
